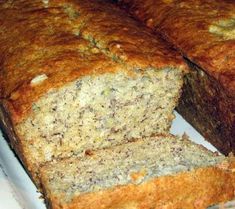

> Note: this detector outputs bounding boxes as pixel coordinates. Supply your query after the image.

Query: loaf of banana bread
[118,0,235,155]
[0,0,186,184]
[40,134,235,209]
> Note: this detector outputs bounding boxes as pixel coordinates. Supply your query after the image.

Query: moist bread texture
[40,135,235,209]
[0,0,185,184]
[118,0,235,155]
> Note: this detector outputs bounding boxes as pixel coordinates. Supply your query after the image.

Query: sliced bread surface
[40,134,235,209]
[14,67,182,182]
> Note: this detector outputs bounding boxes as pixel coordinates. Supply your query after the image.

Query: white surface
[0,167,21,209]
[170,112,218,152]
[0,111,234,209]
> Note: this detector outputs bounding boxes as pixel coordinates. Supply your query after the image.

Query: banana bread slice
[40,134,235,209]
[0,0,186,185]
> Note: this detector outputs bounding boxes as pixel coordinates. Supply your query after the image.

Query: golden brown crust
[0,0,186,124]
[0,101,40,185]
[41,160,235,209]
[119,0,235,97]
[69,0,184,69]
[119,0,176,29]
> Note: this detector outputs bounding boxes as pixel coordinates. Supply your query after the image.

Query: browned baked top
[120,0,235,97]
[0,0,185,122]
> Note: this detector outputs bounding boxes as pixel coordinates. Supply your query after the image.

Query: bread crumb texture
[16,69,182,172]
[42,136,224,198]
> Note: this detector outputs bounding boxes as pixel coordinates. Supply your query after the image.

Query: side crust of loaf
[0,102,40,185]
[177,60,235,155]
[41,162,235,209]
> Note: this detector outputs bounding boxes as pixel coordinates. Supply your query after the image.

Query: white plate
[0,111,234,209]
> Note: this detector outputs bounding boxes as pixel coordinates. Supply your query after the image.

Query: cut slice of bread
[40,134,235,209]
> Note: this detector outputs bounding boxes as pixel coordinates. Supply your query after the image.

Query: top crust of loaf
[0,0,186,123]
[119,0,235,97]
